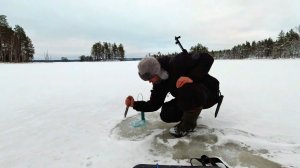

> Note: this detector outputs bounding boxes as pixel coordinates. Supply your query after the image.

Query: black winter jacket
[133,52,216,112]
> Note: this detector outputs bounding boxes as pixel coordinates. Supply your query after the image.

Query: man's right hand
[125,96,134,107]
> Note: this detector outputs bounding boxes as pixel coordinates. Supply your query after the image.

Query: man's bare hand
[176,76,193,88]
[125,96,134,107]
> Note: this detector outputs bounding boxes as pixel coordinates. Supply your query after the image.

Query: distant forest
[150,26,300,59]
[0,15,35,62]
[80,42,125,61]
[213,26,300,59]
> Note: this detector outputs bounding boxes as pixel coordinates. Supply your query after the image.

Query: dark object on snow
[190,155,229,167]
[214,93,224,118]
[133,155,229,168]
[124,106,129,118]
[134,165,218,168]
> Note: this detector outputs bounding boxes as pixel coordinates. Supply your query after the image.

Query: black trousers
[160,83,212,123]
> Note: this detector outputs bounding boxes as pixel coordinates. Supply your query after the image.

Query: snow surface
[0,60,300,168]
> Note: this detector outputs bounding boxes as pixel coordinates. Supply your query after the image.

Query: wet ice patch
[110,113,174,141]
[111,113,299,167]
[150,126,283,167]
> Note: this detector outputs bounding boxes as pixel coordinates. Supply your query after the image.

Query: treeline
[80,42,125,61]
[212,26,300,59]
[0,15,34,62]
[148,26,300,60]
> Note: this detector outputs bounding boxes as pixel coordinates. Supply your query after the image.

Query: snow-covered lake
[1,59,300,168]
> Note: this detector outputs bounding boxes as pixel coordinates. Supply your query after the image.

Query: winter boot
[169,107,202,138]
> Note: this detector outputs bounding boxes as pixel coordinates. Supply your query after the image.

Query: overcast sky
[1,0,300,59]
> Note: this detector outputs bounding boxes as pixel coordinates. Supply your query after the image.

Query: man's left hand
[176,76,193,88]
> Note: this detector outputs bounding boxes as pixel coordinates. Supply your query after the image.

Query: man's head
[138,57,168,83]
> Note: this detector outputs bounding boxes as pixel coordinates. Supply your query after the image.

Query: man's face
[149,75,161,84]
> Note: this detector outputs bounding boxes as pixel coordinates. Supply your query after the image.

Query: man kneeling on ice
[125,52,220,138]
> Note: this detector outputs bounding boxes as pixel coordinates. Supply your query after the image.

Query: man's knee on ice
[160,101,182,123]
[176,83,208,111]
[160,112,173,123]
